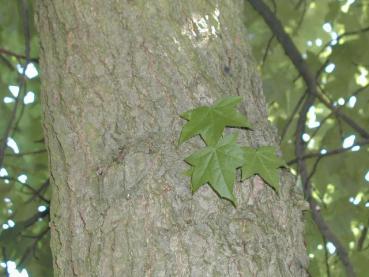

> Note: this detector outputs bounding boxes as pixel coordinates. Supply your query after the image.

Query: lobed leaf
[185,134,244,204]
[179,96,251,145]
[241,146,285,191]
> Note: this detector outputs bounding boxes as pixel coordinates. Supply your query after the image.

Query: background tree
[0,0,368,276]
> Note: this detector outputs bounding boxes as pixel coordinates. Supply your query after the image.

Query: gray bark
[35,1,308,276]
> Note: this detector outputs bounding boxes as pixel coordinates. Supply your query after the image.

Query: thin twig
[287,139,369,165]
[26,179,50,204]
[310,199,355,276]
[294,0,305,9]
[0,55,15,70]
[18,227,49,267]
[293,0,307,35]
[261,0,277,66]
[0,48,38,63]
[315,89,369,139]
[316,58,331,79]
[22,209,49,229]
[319,26,369,55]
[357,218,369,251]
[306,156,322,184]
[0,80,26,168]
[0,0,31,169]
[5,149,47,157]
[10,86,27,138]
[308,82,369,143]
[0,176,50,203]
[280,91,306,142]
[307,113,333,143]
[352,83,369,97]
[261,35,274,66]
[1,247,10,277]
[322,236,331,277]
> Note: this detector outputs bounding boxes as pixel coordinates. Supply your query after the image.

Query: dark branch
[357,218,369,251]
[247,0,369,140]
[0,48,38,63]
[322,236,331,277]
[5,149,47,157]
[0,176,50,203]
[310,200,355,277]
[0,55,15,70]
[261,35,274,66]
[1,247,10,277]
[22,209,49,229]
[352,83,369,97]
[306,156,322,184]
[307,113,333,143]
[247,0,357,276]
[0,80,26,168]
[0,0,31,168]
[18,227,49,267]
[338,26,369,40]
[314,91,369,139]
[0,0,32,169]
[287,139,369,165]
[26,179,50,204]
[292,0,307,35]
[319,25,369,55]
[280,91,306,142]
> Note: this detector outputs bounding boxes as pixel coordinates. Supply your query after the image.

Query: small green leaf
[241,146,285,191]
[185,134,244,204]
[179,96,251,145]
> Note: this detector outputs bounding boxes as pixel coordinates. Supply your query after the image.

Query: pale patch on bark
[247,175,265,205]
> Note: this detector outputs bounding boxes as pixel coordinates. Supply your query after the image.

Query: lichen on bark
[35,0,308,276]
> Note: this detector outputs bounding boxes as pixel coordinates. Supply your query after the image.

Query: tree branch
[306,113,333,143]
[0,54,15,70]
[0,48,38,63]
[287,139,369,165]
[322,235,331,277]
[1,247,10,277]
[247,0,356,276]
[18,227,49,267]
[26,179,50,204]
[280,91,306,142]
[261,0,276,66]
[5,149,47,157]
[0,176,50,203]
[314,91,369,139]
[292,0,307,35]
[261,35,275,66]
[319,25,369,55]
[352,83,369,97]
[247,0,369,140]
[0,0,31,169]
[357,217,369,251]
[22,209,49,229]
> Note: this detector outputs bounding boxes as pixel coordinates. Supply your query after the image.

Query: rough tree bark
[35,1,308,276]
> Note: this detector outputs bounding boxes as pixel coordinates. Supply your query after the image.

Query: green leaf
[185,134,244,204]
[179,96,251,145]
[241,146,285,191]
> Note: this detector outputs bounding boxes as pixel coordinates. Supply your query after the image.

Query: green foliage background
[0,0,368,276]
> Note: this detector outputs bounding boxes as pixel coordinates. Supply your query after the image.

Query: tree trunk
[35,1,308,276]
